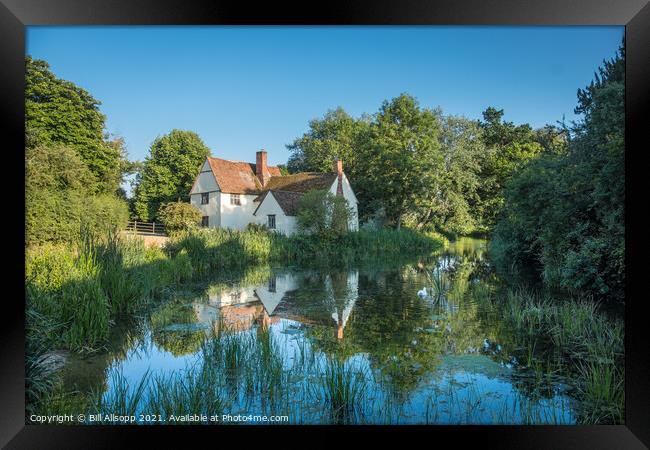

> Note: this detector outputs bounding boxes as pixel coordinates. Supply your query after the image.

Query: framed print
[1,0,648,448]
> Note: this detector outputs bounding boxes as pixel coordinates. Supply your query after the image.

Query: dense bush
[26,144,129,246]
[491,45,624,301]
[296,189,354,237]
[158,201,202,234]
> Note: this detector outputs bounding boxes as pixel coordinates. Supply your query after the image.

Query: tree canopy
[25,56,126,194]
[286,94,552,234]
[133,130,211,221]
[491,44,625,300]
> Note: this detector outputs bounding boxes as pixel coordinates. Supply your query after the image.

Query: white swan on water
[417,287,428,298]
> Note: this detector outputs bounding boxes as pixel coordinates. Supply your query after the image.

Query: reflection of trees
[301,239,514,405]
[149,300,206,357]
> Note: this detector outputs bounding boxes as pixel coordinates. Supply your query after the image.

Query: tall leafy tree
[357,94,445,229]
[286,107,369,174]
[424,116,487,234]
[133,130,211,221]
[476,107,543,228]
[25,56,126,193]
[492,43,625,299]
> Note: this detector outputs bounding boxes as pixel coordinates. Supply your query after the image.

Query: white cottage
[189,150,358,235]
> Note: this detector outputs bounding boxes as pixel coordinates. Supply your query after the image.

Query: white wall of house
[253,193,298,235]
[220,193,259,231]
[327,271,359,329]
[190,191,221,228]
[328,175,359,231]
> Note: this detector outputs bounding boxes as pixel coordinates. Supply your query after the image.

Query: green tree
[25,56,126,193]
[356,94,445,229]
[286,107,369,174]
[26,144,128,245]
[410,115,487,234]
[492,43,625,300]
[476,107,544,228]
[133,130,211,221]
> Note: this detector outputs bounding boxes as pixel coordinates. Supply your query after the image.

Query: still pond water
[61,238,580,424]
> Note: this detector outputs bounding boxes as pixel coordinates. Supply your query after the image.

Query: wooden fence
[124,221,167,236]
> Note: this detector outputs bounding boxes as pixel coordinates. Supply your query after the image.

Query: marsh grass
[428,267,450,300]
[317,357,368,424]
[89,368,151,422]
[502,288,624,424]
[167,228,445,277]
[25,308,61,417]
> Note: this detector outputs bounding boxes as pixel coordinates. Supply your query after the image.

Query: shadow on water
[52,237,613,424]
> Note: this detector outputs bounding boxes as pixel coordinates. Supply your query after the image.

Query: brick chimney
[334,158,343,196]
[256,150,269,186]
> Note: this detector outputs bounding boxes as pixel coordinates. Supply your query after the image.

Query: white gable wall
[190,160,220,193]
[328,174,359,231]
[253,193,297,235]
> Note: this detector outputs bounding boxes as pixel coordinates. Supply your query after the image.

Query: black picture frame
[2,0,648,447]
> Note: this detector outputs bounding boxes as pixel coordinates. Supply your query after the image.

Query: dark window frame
[230,193,241,205]
[201,192,209,205]
[267,214,276,229]
[201,216,209,227]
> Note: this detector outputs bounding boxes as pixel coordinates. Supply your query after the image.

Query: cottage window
[267,215,276,229]
[201,193,209,205]
[201,216,209,227]
[268,276,276,293]
[230,194,241,205]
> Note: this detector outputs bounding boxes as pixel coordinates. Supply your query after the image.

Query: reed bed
[501,288,624,424]
[167,227,445,277]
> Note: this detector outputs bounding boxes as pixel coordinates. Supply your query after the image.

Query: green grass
[317,357,368,424]
[167,227,445,277]
[501,288,624,424]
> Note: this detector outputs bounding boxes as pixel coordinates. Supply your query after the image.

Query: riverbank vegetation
[491,46,625,301]
[27,226,445,348]
[499,289,624,423]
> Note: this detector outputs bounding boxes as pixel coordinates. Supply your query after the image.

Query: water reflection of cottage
[325,271,359,340]
[192,270,360,340]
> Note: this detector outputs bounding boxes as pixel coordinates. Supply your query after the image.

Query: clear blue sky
[27,26,623,168]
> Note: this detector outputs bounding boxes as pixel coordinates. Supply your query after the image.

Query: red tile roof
[205,157,283,194]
